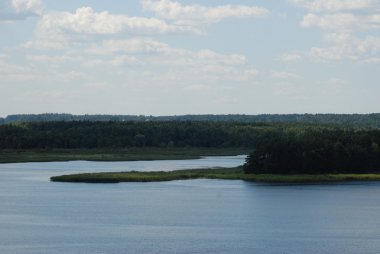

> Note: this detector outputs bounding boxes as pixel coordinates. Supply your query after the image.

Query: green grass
[50,166,380,183]
[0,147,249,163]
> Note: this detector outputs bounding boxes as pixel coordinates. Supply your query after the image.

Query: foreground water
[1,156,380,254]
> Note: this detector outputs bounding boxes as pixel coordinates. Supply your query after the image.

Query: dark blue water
[1,156,380,254]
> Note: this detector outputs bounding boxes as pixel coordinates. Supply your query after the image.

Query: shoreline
[50,167,380,184]
[0,148,249,164]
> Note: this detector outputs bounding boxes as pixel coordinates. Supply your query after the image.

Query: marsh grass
[50,167,380,183]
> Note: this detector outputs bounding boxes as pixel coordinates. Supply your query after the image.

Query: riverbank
[50,167,380,183]
[0,148,249,163]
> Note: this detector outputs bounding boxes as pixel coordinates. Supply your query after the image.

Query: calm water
[1,155,380,254]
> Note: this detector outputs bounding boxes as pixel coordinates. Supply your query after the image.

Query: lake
[1,155,380,254]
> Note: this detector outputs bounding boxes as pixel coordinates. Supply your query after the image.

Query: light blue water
[1,156,380,254]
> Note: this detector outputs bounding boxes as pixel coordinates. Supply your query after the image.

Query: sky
[0,0,380,116]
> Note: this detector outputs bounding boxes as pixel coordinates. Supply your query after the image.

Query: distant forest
[0,121,274,149]
[1,113,380,128]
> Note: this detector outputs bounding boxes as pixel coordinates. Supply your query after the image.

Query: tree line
[2,113,380,128]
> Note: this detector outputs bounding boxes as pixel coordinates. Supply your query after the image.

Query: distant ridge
[1,113,380,128]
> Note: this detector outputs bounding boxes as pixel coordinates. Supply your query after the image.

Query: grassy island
[50,167,380,183]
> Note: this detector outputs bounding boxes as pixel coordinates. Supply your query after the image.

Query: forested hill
[1,113,380,128]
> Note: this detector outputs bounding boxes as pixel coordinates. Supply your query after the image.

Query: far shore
[0,148,249,164]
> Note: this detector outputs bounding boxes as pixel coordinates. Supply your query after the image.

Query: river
[1,155,380,254]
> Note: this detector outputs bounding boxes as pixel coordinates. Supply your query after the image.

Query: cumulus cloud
[85,38,246,66]
[24,2,270,50]
[23,35,255,85]
[86,38,169,55]
[0,1,261,99]
[309,33,380,61]
[0,0,44,20]
[27,6,197,50]
[292,0,380,63]
[289,0,375,12]
[295,0,380,32]
[301,13,380,31]
[38,7,191,36]
[142,0,269,26]
[77,37,257,85]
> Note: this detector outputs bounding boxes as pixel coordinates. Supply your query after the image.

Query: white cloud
[292,0,380,63]
[0,0,43,20]
[301,13,380,31]
[310,46,349,61]
[86,38,169,55]
[22,38,67,50]
[85,38,246,67]
[38,7,191,36]
[24,2,270,50]
[27,6,199,50]
[272,71,301,79]
[11,0,43,13]
[142,0,269,26]
[21,35,255,85]
[309,33,380,61]
[81,38,257,85]
[289,0,375,12]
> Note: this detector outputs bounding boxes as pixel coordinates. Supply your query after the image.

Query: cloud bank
[0,0,44,20]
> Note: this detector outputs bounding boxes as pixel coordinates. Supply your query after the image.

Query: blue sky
[1,0,379,116]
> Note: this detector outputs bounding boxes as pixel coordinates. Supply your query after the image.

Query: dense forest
[1,113,380,128]
[244,127,380,174]
[0,121,278,149]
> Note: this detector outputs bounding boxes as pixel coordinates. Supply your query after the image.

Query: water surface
[1,156,380,254]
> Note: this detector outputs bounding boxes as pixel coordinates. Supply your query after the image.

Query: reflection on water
[1,156,380,254]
